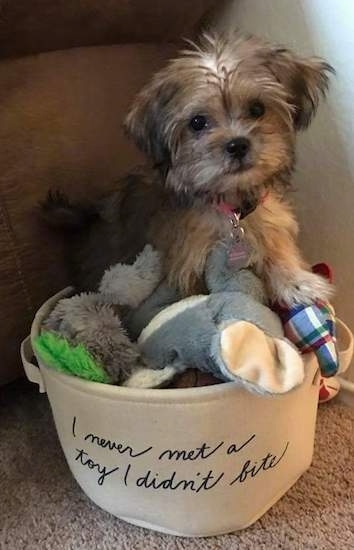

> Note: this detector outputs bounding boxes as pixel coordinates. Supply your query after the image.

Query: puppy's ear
[125,74,179,170]
[266,48,334,130]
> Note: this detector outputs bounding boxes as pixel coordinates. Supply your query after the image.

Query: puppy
[42,31,334,306]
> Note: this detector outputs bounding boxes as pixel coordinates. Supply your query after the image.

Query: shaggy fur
[42,245,165,384]
[43,293,144,383]
[41,31,334,305]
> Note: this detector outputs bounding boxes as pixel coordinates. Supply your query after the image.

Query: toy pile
[34,241,340,398]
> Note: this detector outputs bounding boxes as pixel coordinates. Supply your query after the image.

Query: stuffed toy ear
[99,245,162,308]
[219,321,304,394]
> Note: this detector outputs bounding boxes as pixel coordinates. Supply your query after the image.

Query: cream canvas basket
[20,288,353,537]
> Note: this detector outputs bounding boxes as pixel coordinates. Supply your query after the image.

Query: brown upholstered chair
[0,1,222,384]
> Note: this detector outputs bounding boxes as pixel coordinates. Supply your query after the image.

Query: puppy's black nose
[226,137,250,160]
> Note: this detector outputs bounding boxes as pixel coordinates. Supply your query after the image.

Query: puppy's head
[125,32,333,205]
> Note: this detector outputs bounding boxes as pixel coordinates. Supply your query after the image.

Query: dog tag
[228,238,251,270]
[228,212,250,270]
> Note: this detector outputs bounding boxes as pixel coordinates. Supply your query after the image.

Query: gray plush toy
[41,246,177,388]
[125,243,305,394]
[42,242,305,393]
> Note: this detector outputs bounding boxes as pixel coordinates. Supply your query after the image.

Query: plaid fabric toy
[276,300,338,378]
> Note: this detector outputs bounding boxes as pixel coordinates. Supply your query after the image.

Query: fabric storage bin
[21,288,353,537]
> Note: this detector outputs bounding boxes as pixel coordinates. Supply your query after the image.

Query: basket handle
[20,336,46,393]
[337,318,353,374]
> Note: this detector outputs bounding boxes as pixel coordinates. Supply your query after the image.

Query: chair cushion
[0,43,176,384]
[0,0,218,59]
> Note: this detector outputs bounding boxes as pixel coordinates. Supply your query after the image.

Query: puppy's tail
[39,190,98,232]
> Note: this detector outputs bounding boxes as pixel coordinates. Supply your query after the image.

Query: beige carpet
[1,379,353,550]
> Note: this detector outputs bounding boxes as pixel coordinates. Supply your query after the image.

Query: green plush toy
[34,332,112,384]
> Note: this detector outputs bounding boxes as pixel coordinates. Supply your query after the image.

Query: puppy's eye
[248,101,265,119]
[189,115,208,132]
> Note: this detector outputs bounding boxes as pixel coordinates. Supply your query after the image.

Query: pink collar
[215,190,269,219]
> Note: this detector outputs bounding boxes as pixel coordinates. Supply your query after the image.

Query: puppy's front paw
[273,270,333,306]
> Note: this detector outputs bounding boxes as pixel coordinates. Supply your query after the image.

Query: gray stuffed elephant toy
[124,242,305,394]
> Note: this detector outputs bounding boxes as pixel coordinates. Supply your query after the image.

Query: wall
[220,0,354,374]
